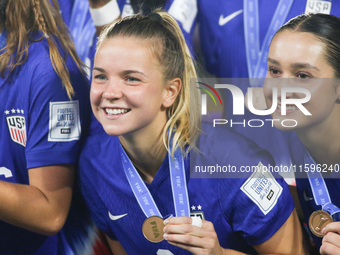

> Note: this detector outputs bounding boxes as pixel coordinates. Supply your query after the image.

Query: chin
[270,116,299,132]
[101,125,124,137]
[273,123,297,132]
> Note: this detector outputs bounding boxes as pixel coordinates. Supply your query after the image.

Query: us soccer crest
[6,113,26,147]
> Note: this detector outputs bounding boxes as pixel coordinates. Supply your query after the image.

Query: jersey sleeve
[25,66,90,169]
[219,140,295,246]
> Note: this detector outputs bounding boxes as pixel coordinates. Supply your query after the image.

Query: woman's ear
[162,78,182,108]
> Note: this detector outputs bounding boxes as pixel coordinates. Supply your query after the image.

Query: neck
[119,125,167,184]
[296,121,340,166]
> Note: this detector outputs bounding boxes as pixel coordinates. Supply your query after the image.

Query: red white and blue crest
[6,115,26,147]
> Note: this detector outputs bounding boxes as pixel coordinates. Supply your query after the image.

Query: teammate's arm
[88,0,121,35]
[105,235,128,255]
[0,165,74,236]
[88,0,110,8]
[253,210,307,254]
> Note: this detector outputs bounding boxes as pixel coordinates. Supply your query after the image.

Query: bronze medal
[142,216,164,243]
[308,210,333,237]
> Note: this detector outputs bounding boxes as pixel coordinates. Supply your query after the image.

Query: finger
[167,240,205,255]
[322,232,340,249]
[320,241,340,255]
[164,233,211,249]
[164,216,193,225]
[163,221,206,238]
[323,222,340,235]
[164,216,209,230]
[191,216,203,228]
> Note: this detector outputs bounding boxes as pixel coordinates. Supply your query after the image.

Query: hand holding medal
[120,142,192,244]
[319,221,340,255]
[309,210,333,238]
[121,140,228,253]
[163,216,225,255]
[304,151,340,252]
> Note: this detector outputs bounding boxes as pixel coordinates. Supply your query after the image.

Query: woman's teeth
[105,108,129,115]
[277,104,297,110]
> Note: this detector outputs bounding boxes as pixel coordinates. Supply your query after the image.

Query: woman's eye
[125,76,140,82]
[297,72,311,79]
[94,74,107,81]
[268,67,281,76]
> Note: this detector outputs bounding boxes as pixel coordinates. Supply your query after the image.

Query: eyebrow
[120,70,146,77]
[92,68,146,77]
[267,57,320,71]
[93,67,105,72]
[290,63,320,71]
[267,58,280,66]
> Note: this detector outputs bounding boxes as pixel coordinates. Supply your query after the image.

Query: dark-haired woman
[0,0,93,254]
[264,13,340,255]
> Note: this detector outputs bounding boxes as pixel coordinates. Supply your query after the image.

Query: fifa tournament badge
[308,210,333,237]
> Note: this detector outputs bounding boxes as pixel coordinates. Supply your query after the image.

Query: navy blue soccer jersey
[79,122,295,254]
[0,32,94,254]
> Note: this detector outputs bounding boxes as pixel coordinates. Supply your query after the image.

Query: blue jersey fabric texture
[0,32,93,254]
[79,122,294,254]
[289,139,340,249]
[57,0,76,27]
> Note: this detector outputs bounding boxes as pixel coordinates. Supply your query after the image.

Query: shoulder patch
[240,162,283,215]
[6,113,26,147]
[48,100,81,142]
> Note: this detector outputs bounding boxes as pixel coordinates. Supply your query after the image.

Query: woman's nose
[103,80,123,100]
[275,78,294,99]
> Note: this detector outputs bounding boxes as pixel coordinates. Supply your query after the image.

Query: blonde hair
[97,10,201,157]
[0,0,86,99]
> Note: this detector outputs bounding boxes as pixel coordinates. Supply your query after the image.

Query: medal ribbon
[304,150,340,218]
[76,19,96,62]
[168,145,190,217]
[69,0,96,62]
[119,143,190,218]
[69,0,88,40]
[244,0,294,81]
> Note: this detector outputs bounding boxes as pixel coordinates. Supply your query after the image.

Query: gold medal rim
[308,210,333,238]
[142,216,164,243]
